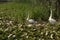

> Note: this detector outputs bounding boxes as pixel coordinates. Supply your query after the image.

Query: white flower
[36,24,41,26]
[18,24,22,27]
[12,35,16,38]
[6,23,10,25]
[8,34,12,38]
[9,21,13,24]
[20,28,23,31]
[26,36,28,38]
[21,33,28,37]
[33,29,36,31]
[27,24,33,27]
[45,31,48,36]
[50,34,53,39]
[42,39,44,40]
[34,37,36,39]
[41,32,43,35]
[39,38,41,40]
[24,33,27,35]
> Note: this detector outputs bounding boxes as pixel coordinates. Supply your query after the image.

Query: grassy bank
[0,2,60,40]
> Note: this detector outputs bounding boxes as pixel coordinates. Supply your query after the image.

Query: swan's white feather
[48,9,56,25]
[49,18,56,24]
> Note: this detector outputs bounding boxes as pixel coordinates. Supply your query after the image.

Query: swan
[26,13,37,24]
[48,9,56,25]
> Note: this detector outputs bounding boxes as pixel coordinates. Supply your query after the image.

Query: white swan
[48,9,56,25]
[26,13,37,24]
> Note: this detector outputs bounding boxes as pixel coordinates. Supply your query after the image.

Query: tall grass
[0,2,59,23]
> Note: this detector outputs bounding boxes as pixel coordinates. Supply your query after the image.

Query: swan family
[26,9,56,25]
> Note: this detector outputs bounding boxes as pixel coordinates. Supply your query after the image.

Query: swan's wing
[50,19,56,24]
[51,19,56,22]
[28,19,35,23]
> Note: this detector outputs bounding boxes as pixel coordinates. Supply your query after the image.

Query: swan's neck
[27,14,29,20]
[49,10,52,19]
[27,18,29,20]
